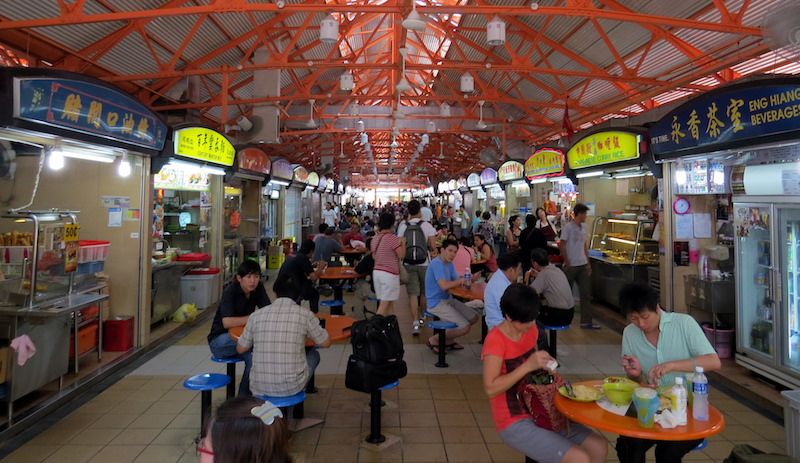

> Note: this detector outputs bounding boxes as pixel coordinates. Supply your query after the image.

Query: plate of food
[558,385,603,402]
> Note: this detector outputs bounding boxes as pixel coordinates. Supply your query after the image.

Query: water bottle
[672,377,688,426]
[692,366,709,421]
[464,269,471,289]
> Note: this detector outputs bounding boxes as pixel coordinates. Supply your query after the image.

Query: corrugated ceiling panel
[0,0,61,19]
[635,39,689,79]
[96,33,168,77]
[578,79,618,107]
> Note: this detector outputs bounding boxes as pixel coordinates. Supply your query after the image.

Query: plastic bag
[173,303,197,323]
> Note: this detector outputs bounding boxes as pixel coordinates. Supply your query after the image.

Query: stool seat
[542,324,570,331]
[422,310,436,318]
[542,324,570,360]
[427,320,457,330]
[256,391,306,408]
[320,300,346,307]
[184,373,230,391]
[693,438,708,451]
[211,355,246,399]
[379,380,399,390]
[367,297,380,302]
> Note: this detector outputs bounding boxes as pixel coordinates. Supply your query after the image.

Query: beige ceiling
[0,0,796,186]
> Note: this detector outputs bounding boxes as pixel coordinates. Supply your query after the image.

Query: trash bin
[782,390,800,460]
[702,323,735,359]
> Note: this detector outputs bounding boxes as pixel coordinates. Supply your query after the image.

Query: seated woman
[481,283,607,463]
[473,234,498,276]
[199,396,293,463]
[452,236,476,277]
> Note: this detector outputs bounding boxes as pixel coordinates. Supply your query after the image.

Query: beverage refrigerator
[733,201,800,389]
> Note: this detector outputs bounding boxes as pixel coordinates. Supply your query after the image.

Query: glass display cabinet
[588,217,659,309]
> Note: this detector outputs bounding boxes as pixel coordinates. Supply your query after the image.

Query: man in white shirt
[420,200,434,223]
[559,203,597,329]
[397,200,438,335]
[489,205,501,225]
[322,202,338,228]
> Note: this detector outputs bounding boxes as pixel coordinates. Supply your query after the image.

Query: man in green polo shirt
[616,283,721,463]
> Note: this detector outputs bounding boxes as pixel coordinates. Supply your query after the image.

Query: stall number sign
[567,131,639,169]
[174,127,235,166]
[64,224,79,273]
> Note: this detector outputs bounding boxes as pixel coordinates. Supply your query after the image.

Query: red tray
[187,267,220,275]
[178,253,212,262]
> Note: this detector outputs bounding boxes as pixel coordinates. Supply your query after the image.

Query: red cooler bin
[104,316,134,352]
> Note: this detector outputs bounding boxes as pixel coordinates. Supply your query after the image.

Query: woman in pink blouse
[370,212,405,315]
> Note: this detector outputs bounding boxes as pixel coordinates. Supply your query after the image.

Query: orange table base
[229,314,356,346]
[554,381,725,441]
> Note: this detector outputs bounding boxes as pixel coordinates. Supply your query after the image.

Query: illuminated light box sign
[237,147,271,175]
[498,161,524,182]
[456,176,467,189]
[272,159,294,181]
[467,173,481,188]
[567,131,640,169]
[154,166,211,191]
[650,78,800,158]
[14,77,168,150]
[318,176,329,190]
[293,166,309,184]
[526,148,565,179]
[307,172,320,187]
[174,127,235,166]
[480,168,498,185]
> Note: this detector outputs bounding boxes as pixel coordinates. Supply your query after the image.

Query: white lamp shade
[427,121,436,133]
[348,102,359,116]
[320,15,339,44]
[460,73,474,93]
[487,16,506,46]
[356,120,365,132]
[439,102,451,117]
[340,72,354,91]
[402,9,426,31]
[421,134,429,145]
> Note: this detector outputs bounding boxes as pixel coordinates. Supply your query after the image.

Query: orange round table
[554,380,725,440]
[229,313,356,347]
[335,246,366,255]
[471,258,488,266]
[448,282,486,301]
[319,266,365,315]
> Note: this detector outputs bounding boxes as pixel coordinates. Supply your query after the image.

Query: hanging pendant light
[339,71,354,91]
[487,16,506,46]
[402,3,426,31]
[460,73,474,93]
[320,15,339,44]
[439,102,451,117]
[348,101,359,116]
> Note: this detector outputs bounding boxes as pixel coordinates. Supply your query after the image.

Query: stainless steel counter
[0,293,108,317]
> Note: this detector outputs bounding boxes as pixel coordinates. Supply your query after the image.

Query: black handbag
[345,355,407,393]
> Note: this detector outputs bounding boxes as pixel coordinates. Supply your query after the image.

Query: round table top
[448,282,486,301]
[554,380,725,441]
[229,313,356,346]
[336,246,367,254]
[319,266,365,279]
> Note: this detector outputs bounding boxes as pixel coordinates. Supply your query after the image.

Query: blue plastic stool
[423,311,458,368]
[542,324,570,360]
[366,380,399,444]
[211,354,246,399]
[184,373,230,439]
[256,390,307,419]
[693,438,708,451]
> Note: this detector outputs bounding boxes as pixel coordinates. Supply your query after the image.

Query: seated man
[424,239,482,352]
[313,226,342,263]
[529,248,575,327]
[278,239,327,313]
[343,220,365,247]
[617,283,721,463]
[484,253,522,332]
[207,260,270,396]
[237,273,331,397]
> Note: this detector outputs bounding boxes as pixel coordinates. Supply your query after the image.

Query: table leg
[480,316,487,344]
[366,389,385,444]
[331,284,345,315]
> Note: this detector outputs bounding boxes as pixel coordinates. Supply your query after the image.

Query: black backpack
[350,314,404,363]
[403,221,428,265]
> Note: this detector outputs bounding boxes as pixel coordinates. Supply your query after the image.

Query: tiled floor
[0,285,791,463]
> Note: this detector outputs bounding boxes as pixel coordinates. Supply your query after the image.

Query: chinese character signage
[236,148,271,175]
[480,168,498,185]
[318,176,329,190]
[566,131,640,169]
[271,158,293,181]
[456,176,468,190]
[154,166,212,191]
[498,161,524,182]
[651,79,800,158]
[467,173,481,188]
[307,172,319,188]
[14,77,167,151]
[525,148,565,179]
[293,166,309,184]
[174,127,235,166]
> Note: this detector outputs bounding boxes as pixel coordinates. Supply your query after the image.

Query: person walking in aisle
[559,203,598,329]
[371,212,404,315]
[397,200,438,335]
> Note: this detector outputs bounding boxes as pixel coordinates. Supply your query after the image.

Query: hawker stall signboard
[307,172,320,188]
[467,173,481,188]
[526,148,565,179]
[154,166,211,191]
[174,127,235,166]
[650,76,800,159]
[567,131,640,169]
[456,176,468,190]
[236,147,271,175]
[293,166,309,184]
[480,168,498,185]
[498,161,524,182]
[318,176,329,191]
[271,158,294,181]
[14,77,168,151]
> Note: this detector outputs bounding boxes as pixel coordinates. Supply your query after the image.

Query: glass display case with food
[588,216,659,310]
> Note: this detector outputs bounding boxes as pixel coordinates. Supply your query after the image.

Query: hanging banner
[271,158,293,181]
[525,148,565,179]
[236,147,271,175]
[480,168,498,185]
[467,173,481,188]
[14,77,168,150]
[567,131,639,169]
[498,161,524,182]
[174,127,235,166]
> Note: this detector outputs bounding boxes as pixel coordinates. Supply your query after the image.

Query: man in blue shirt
[484,253,522,332]
[424,239,482,351]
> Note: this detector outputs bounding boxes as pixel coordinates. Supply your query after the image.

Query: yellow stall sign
[567,131,640,169]
[174,127,235,166]
[525,148,564,179]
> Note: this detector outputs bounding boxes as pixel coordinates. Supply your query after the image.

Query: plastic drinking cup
[632,387,659,428]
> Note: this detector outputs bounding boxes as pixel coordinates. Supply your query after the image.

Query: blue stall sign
[650,79,800,158]
[13,77,167,151]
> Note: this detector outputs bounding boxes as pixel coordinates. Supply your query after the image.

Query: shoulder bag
[516,369,569,432]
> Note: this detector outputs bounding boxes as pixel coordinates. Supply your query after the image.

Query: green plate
[558,386,602,402]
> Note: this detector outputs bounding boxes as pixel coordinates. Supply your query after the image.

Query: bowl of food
[604,376,638,386]
[602,382,636,406]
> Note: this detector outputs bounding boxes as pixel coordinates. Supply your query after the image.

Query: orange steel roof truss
[0,0,791,186]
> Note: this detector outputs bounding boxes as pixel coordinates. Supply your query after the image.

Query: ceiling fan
[474,100,493,131]
[302,99,320,129]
